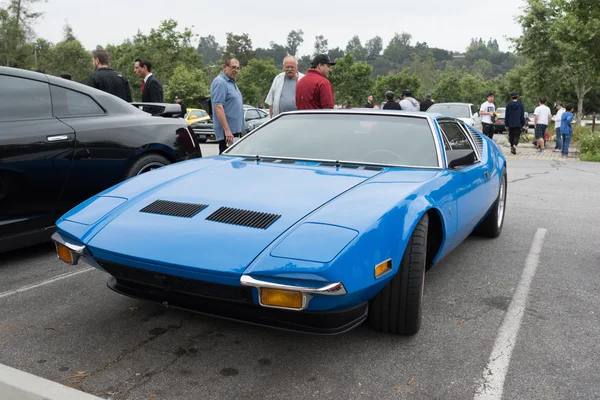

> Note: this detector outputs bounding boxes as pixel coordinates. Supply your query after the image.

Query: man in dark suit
[134,58,163,105]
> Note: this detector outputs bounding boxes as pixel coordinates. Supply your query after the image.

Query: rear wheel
[124,154,170,179]
[368,213,428,335]
[473,169,507,238]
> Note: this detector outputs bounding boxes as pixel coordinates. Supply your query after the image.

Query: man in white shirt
[265,56,305,117]
[479,92,496,139]
[551,101,565,152]
[534,97,552,152]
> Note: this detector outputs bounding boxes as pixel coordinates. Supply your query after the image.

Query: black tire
[124,154,170,179]
[368,213,428,335]
[473,169,507,238]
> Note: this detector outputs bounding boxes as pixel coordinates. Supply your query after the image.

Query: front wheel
[368,213,429,335]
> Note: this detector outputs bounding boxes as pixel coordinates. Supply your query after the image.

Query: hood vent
[140,200,208,218]
[206,207,280,229]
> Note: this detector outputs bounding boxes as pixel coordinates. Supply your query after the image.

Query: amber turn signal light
[374,258,392,278]
[260,288,303,309]
[55,243,75,264]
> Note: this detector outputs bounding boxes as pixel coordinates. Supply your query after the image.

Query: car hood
[85,158,382,277]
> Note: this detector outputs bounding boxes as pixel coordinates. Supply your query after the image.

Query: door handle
[485,172,490,180]
[47,135,70,142]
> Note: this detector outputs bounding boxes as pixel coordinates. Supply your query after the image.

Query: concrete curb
[0,363,104,400]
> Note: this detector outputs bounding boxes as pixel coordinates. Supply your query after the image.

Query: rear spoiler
[131,102,184,118]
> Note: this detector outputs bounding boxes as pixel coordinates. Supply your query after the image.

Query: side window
[0,75,52,122]
[439,121,474,151]
[50,85,105,118]
[245,110,260,120]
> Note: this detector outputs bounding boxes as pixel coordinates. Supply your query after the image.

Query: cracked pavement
[1,146,599,400]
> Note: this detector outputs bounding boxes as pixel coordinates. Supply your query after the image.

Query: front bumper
[106,274,367,335]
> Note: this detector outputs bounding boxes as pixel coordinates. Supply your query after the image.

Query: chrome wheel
[137,162,165,175]
[497,174,506,228]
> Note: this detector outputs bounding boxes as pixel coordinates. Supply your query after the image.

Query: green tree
[255,41,288,66]
[327,47,344,62]
[514,0,600,122]
[223,32,255,67]
[382,32,412,64]
[286,29,304,56]
[329,53,373,107]
[197,35,222,66]
[373,69,420,103]
[432,72,462,102]
[236,58,279,106]
[0,0,45,68]
[313,35,328,56]
[50,38,92,83]
[163,64,209,106]
[408,54,437,96]
[345,35,367,61]
[365,36,383,58]
[471,59,493,79]
[105,19,203,100]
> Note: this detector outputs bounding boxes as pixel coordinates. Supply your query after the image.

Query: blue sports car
[52,109,507,336]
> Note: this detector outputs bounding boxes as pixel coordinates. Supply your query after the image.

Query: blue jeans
[555,128,562,150]
[562,134,571,155]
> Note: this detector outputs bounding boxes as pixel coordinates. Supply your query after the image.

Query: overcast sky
[32,0,527,56]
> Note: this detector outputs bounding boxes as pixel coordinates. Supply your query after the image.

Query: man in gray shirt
[265,56,305,117]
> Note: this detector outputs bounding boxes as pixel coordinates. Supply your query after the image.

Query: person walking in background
[420,94,434,111]
[480,92,496,139]
[399,89,420,111]
[533,98,552,152]
[295,54,336,110]
[265,55,304,117]
[505,91,526,155]
[560,104,574,159]
[551,101,565,152]
[382,91,401,110]
[86,49,132,102]
[134,58,163,103]
[210,56,244,154]
[175,96,187,118]
[364,95,374,108]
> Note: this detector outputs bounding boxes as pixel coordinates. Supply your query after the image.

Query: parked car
[0,67,202,253]
[184,108,210,125]
[190,107,270,142]
[52,109,507,336]
[426,102,483,131]
[493,108,530,133]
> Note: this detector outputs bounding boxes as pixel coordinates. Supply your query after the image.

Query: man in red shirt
[296,54,336,109]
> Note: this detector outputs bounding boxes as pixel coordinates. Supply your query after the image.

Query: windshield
[225,113,439,168]
[497,108,506,118]
[427,104,471,118]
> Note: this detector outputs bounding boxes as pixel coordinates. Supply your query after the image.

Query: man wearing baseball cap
[295,54,336,110]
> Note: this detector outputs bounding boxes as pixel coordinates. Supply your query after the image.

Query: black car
[0,67,202,253]
[190,106,270,142]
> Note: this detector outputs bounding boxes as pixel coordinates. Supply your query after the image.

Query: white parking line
[0,268,94,299]
[473,228,547,400]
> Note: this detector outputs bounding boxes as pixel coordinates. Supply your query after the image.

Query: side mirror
[447,149,476,169]
[472,112,479,118]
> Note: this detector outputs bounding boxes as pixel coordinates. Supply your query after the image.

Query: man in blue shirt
[210,56,244,154]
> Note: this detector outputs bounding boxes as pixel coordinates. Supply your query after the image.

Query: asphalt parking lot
[1,144,599,400]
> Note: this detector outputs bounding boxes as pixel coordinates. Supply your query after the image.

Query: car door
[244,109,261,134]
[47,84,127,213]
[0,74,75,249]
[438,119,489,247]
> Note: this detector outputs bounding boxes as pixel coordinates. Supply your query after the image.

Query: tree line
[1,0,598,122]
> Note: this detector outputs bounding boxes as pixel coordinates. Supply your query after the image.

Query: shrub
[572,125,591,142]
[580,152,600,162]
[579,132,600,154]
